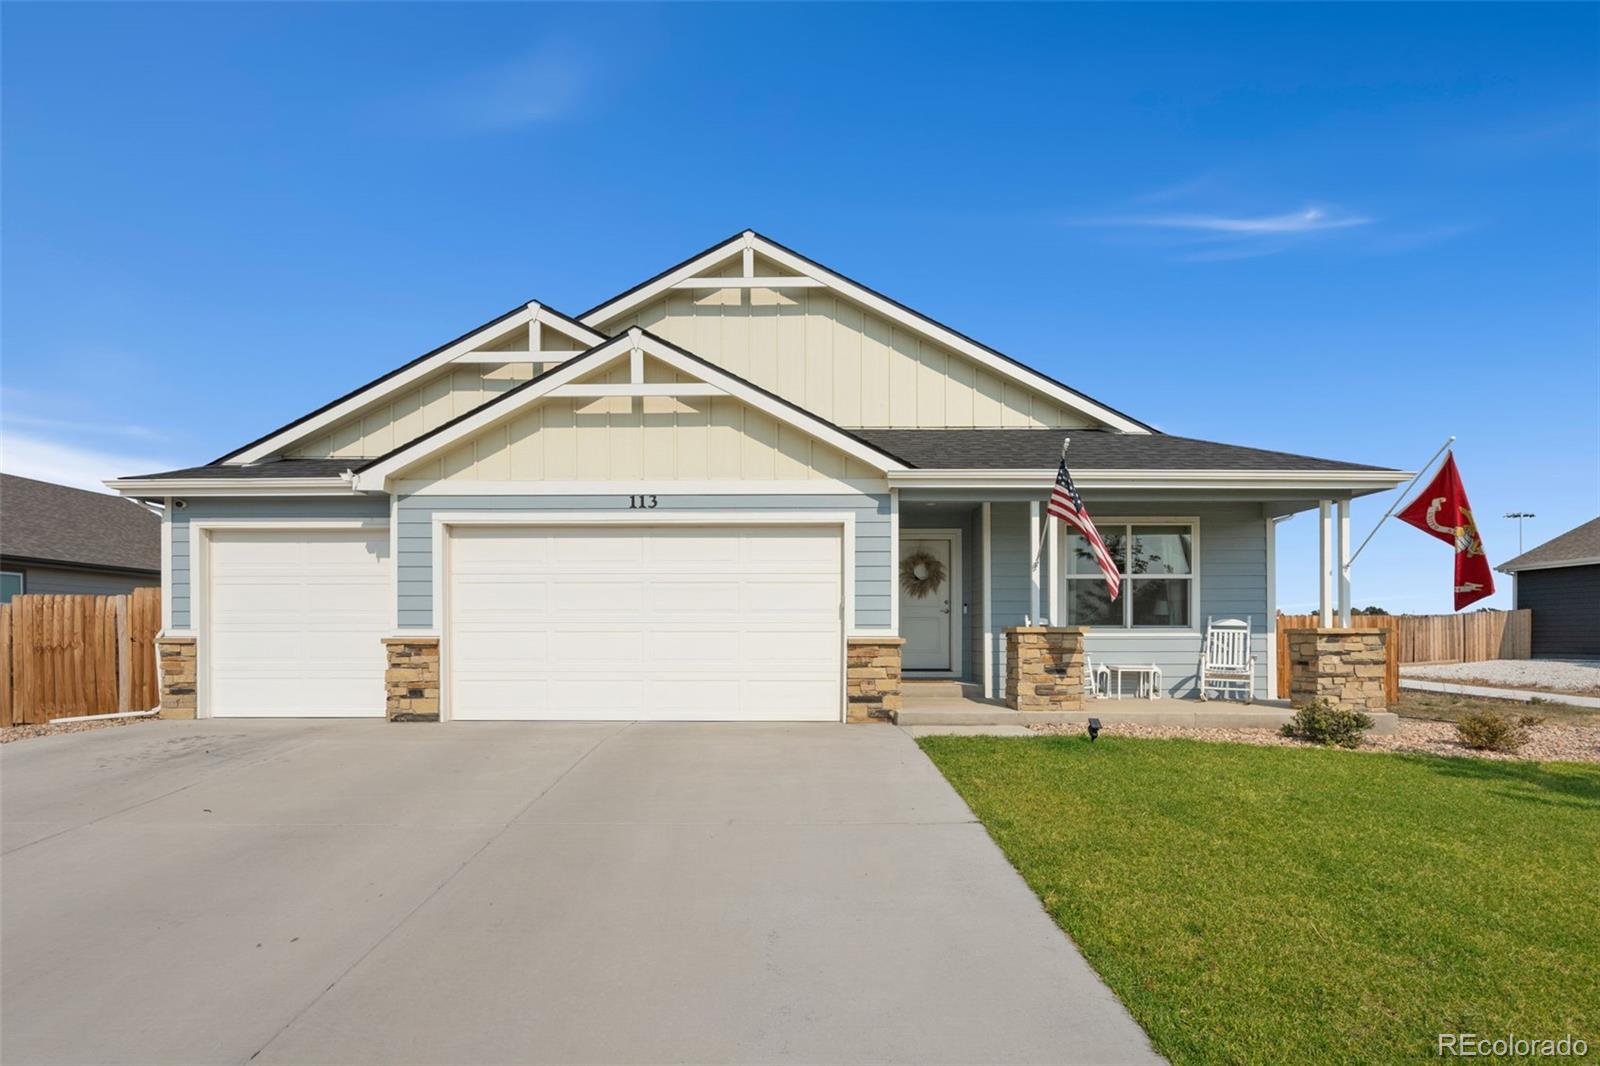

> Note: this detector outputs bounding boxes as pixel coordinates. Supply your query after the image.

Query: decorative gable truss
[352,329,909,493]
[581,231,1152,434]
[222,302,609,465]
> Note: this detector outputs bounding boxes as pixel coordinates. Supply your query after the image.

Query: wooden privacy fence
[1274,609,1532,701]
[0,588,161,726]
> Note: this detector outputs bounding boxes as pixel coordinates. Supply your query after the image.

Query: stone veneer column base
[1287,627,1389,713]
[384,637,441,722]
[846,637,904,723]
[155,636,197,719]
[1005,626,1088,712]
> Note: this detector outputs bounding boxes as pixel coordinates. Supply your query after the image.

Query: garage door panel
[208,529,389,718]
[449,525,842,721]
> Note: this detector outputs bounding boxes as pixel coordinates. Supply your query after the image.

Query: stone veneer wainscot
[1005,626,1088,712]
[1287,627,1389,713]
[383,637,440,721]
[846,636,903,722]
[155,636,197,719]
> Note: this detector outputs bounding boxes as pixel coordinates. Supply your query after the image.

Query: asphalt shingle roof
[125,459,358,480]
[1496,516,1600,573]
[0,474,161,573]
[849,429,1389,471]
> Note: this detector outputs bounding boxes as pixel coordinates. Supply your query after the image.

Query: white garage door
[207,528,391,717]
[448,525,843,721]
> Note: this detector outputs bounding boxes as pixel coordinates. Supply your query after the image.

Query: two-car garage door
[447,525,844,721]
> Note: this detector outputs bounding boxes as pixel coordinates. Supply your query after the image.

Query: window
[0,571,22,605]
[1063,522,1196,629]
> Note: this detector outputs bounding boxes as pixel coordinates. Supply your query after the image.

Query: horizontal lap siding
[989,503,1269,697]
[397,494,891,631]
[169,497,392,629]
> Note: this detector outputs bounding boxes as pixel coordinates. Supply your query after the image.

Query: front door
[900,534,957,672]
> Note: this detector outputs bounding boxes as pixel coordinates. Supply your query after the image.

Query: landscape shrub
[1280,699,1373,748]
[1455,711,1537,753]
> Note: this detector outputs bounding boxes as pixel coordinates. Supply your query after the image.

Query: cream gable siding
[596,260,1092,430]
[395,371,882,484]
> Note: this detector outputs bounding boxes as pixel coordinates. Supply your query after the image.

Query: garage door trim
[191,518,393,719]
[432,510,859,722]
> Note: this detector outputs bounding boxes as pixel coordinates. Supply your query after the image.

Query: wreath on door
[899,550,947,599]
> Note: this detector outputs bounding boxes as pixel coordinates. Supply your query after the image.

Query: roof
[0,474,161,573]
[123,459,356,481]
[1497,516,1600,573]
[849,429,1389,472]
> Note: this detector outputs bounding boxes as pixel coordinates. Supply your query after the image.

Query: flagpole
[1346,435,1455,569]
[1032,437,1069,569]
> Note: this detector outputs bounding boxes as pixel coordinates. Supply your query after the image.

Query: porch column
[1318,500,1333,626]
[1337,498,1351,626]
[1047,513,1061,625]
[982,502,994,700]
[1029,500,1041,624]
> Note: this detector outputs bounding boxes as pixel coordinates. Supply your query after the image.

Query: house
[1496,516,1600,658]
[1,474,161,602]
[107,231,1410,721]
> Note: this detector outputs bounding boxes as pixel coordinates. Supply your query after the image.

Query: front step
[901,679,983,701]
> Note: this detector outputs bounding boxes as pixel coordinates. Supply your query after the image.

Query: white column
[1029,501,1041,625]
[1337,499,1351,627]
[1047,514,1061,626]
[1318,500,1333,627]
[888,489,901,636]
[981,503,994,700]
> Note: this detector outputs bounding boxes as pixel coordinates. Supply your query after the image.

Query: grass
[919,735,1600,1064]
[1394,689,1598,727]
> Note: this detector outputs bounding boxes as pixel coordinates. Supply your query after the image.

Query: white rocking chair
[1199,617,1256,703]
[1084,654,1111,699]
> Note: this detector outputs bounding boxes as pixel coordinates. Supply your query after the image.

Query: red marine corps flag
[1396,453,1494,610]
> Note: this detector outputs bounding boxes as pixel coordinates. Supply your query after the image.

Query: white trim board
[392,478,890,497]
[580,231,1153,435]
[429,510,858,723]
[353,329,910,492]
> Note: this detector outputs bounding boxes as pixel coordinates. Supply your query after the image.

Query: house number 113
[627,495,659,509]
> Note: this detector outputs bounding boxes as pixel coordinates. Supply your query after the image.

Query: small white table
[1103,663,1162,700]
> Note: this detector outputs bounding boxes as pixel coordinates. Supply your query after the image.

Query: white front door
[900,534,957,672]
[447,524,843,721]
[206,528,391,717]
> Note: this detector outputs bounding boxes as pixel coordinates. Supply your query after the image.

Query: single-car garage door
[448,525,843,721]
[207,528,391,717]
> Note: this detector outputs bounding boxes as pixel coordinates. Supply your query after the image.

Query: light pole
[1505,512,1535,554]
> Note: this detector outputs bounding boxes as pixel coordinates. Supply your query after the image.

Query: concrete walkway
[2,720,1160,1065]
[1400,678,1600,709]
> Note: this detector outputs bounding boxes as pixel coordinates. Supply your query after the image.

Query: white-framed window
[1063,520,1197,629]
[0,571,23,605]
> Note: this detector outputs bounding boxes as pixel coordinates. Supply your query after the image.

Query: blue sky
[3,3,1596,614]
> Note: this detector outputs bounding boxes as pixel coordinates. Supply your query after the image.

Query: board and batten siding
[396,493,893,631]
[168,496,392,629]
[987,502,1270,697]
[597,264,1093,430]
[397,376,881,485]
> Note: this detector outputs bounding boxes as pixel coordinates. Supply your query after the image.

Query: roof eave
[1496,555,1600,575]
[105,477,364,497]
[886,468,1413,492]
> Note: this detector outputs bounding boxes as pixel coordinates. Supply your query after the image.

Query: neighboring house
[1496,516,1600,658]
[1,474,161,601]
[108,231,1409,721]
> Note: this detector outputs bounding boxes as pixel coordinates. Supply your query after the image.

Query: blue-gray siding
[168,496,391,629]
[987,502,1270,697]
[395,494,892,630]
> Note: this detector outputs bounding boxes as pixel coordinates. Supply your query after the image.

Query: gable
[598,285,1093,431]
[395,388,883,486]
[582,231,1150,433]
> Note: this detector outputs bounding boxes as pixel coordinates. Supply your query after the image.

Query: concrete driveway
[2,721,1158,1065]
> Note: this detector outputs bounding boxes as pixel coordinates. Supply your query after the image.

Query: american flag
[1047,442,1121,600]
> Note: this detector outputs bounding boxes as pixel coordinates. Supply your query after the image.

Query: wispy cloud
[427,40,595,130]
[0,430,178,494]
[1115,206,1373,235]
[3,413,167,441]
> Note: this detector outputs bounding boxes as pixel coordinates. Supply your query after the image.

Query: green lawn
[919,735,1600,1065]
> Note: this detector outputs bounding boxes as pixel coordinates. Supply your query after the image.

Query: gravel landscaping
[0,715,159,744]
[1028,718,1600,764]
[1402,657,1600,697]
